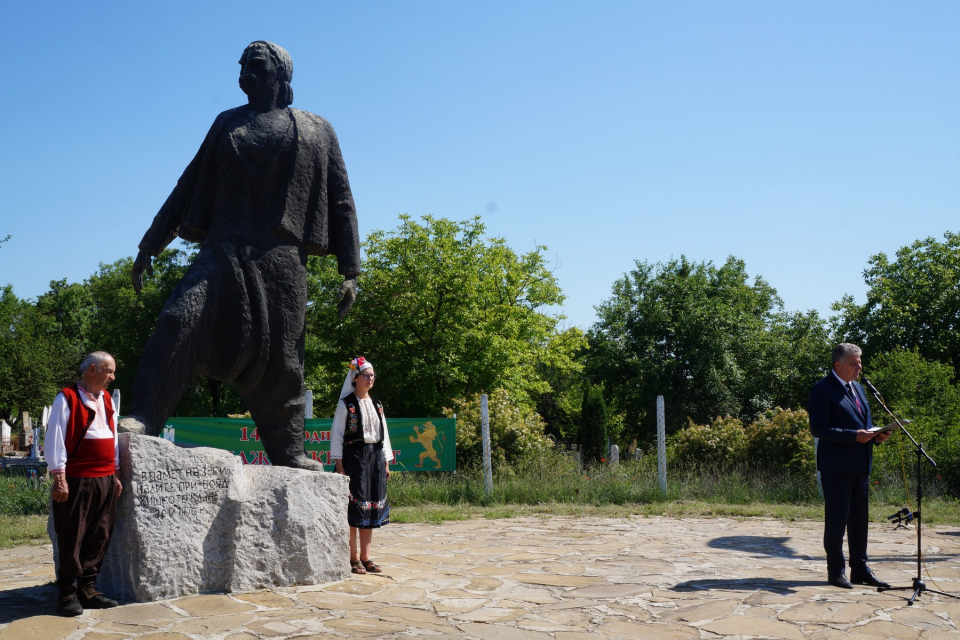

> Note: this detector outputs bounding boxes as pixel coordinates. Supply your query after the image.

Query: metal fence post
[481,393,493,497]
[657,395,667,493]
[305,390,314,420]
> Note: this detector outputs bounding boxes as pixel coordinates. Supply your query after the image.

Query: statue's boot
[284,455,325,472]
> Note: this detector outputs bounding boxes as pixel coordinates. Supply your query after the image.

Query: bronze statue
[119,41,359,470]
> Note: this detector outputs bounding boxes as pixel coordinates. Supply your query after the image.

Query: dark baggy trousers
[127,240,310,467]
[52,474,117,597]
[821,472,870,578]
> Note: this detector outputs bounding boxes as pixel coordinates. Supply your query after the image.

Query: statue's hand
[337,277,357,318]
[132,250,154,293]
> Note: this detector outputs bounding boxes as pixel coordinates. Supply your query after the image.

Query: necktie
[847,383,864,416]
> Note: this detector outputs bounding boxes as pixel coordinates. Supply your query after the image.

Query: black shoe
[57,594,83,617]
[78,591,118,609]
[850,569,890,589]
[828,573,853,589]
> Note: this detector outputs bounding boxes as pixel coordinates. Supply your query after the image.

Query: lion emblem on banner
[410,421,446,469]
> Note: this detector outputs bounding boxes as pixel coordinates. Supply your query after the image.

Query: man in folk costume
[44,351,123,616]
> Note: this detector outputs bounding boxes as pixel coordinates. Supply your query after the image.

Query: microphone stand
[865,379,959,605]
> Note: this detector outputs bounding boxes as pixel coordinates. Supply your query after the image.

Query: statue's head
[239,41,294,107]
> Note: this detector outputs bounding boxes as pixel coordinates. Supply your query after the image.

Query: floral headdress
[339,356,373,399]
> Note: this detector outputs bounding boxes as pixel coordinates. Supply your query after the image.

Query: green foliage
[0,286,77,421]
[669,409,815,476]
[587,255,829,447]
[0,476,50,516]
[443,388,553,469]
[669,416,748,469]
[306,215,582,417]
[534,327,589,443]
[578,383,608,461]
[834,232,960,377]
[388,453,826,509]
[2,214,580,423]
[867,349,960,490]
[390,455,666,507]
[7,247,246,419]
[744,408,815,476]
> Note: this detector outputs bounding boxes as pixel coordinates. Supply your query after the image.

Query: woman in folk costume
[331,357,392,574]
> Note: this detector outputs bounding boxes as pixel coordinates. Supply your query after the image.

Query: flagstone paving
[2,516,960,638]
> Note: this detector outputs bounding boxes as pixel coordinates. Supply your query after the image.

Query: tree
[305,215,583,417]
[833,232,960,377]
[534,327,589,443]
[867,349,960,489]
[34,279,94,371]
[578,382,608,462]
[587,255,829,445]
[0,286,76,421]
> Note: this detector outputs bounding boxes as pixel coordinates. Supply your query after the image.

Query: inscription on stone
[94,434,351,602]
[133,464,231,519]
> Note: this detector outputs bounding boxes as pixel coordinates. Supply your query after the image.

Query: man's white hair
[80,351,113,374]
[831,343,862,367]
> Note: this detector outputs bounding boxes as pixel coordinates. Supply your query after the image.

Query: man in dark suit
[809,343,891,589]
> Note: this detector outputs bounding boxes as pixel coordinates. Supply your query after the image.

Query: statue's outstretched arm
[325,121,361,318]
[133,113,227,292]
[337,276,357,318]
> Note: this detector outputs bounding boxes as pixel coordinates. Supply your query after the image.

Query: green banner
[160,417,456,472]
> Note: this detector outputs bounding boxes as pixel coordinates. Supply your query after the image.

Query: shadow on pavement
[0,584,58,623]
[707,535,802,557]
[672,578,827,593]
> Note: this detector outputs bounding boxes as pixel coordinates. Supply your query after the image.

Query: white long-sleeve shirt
[330,396,392,463]
[43,387,120,473]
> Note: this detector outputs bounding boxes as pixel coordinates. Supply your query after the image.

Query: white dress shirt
[330,396,393,463]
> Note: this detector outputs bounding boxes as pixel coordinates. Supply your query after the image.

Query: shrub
[0,476,49,516]
[745,407,815,476]
[669,415,747,469]
[444,388,553,469]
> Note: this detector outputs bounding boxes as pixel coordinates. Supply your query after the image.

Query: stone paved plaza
[2,516,960,639]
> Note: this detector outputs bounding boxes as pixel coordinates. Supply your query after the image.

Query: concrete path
[2,516,960,639]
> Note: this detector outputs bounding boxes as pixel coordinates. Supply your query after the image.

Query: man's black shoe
[78,591,118,609]
[828,574,853,589]
[850,569,890,589]
[57,594,83,617]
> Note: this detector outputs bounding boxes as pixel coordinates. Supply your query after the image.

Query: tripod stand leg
[908,586,922,606]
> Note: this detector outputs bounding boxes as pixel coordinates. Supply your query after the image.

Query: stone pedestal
[52,434,350,602]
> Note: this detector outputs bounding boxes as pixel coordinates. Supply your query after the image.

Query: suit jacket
[139,106,360,275]
[808,373,874,475]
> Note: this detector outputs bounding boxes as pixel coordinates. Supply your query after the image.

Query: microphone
[861,376,881,397]
[887,507,920,525]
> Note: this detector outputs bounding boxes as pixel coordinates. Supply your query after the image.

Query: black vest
[340,393,386,448]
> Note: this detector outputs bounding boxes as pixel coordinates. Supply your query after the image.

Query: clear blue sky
[1,2,957,330]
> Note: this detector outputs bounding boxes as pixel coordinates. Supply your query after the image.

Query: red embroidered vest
[60,385,116,478]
